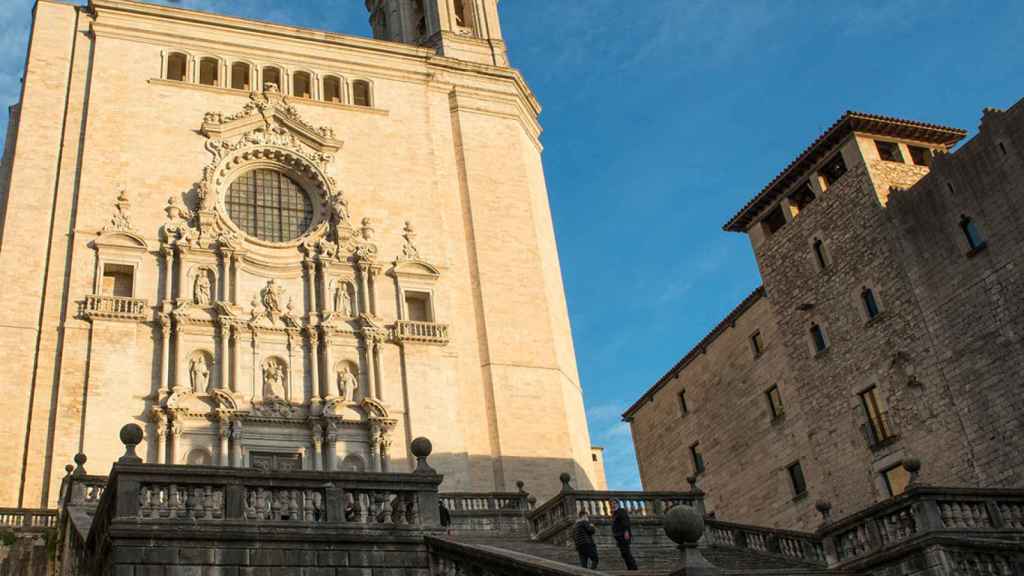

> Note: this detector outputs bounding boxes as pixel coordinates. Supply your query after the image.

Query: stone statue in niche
[194,271,212,305]
[262,280,284,314]
[334,282,353,317]
[189,355,211,393]
[262,359,287,399]
[337,366,359,401]
[329,191,350,227]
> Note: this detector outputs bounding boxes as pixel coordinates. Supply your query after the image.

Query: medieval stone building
[0,0,604,510]
[626,101,1024,530]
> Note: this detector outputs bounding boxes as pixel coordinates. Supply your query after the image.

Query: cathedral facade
[0,0,600,508]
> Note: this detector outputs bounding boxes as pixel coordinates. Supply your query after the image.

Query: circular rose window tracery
[225,168,313,242]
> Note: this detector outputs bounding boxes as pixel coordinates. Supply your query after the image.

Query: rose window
[225,169,313,242]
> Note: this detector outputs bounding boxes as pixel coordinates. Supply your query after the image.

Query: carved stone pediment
[201,89,343,155]
[249,396,301,419]
[361,397,390,420]
[165,391,216,417]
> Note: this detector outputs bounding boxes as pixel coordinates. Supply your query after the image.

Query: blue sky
[1,1,1022,489]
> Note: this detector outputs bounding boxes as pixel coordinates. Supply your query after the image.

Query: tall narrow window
[787,462,807,497]
[908,145,932,167]
[810,323,828,353]
[860,387,894,447]
[413,0,427,36]
[262,66,282,91]
[199,57,219,86]
[875,141,904,163]
[454,0,473,29]
[689,442,705,475]
[231,62,251,90]
[812,238,829,270]
[766,385,784,419]
[677,390,689,416]
[101,264,134,298]
[820,153,848,188]
[323,76,342,103]
[960,215,986,252]
[166,52,188,82]
[882,465,910,497]
[750,331,764,357]
[293,71,311,98]
[404,291,432,322]
[861,287,880,320]
[352,80,371,107]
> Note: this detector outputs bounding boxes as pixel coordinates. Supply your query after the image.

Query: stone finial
[686,475,704,495]
[559,473,573,493]
[72,453,88,476]
[64,464,74,476]
[903,457,922,486]
[360,217,375,241]
[410,437,435,474]
[118,424,144,464]
[815,500,833,525]
[527,495,537,510]
[664,505,719,575]
[516,480,526,494]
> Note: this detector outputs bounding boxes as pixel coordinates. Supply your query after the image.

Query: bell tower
[365,0,508,67]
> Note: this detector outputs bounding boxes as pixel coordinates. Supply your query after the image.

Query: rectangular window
[960,217,986,252]
[101,264,134,298]
[678,390,689,416]
[811,324,828,353]
[882,465,910,497]
[908,145,932,167]
[860,387,894,446]
[404,291,432,322]
[875,140,904,163]
[787,461,807,497]
[690,442,705,475]
[788,182,816,214]
[820,153,848,188]
[862,288,880,320]
[766,385,784,419]
[762,205,787,235]
[750,331,765,358]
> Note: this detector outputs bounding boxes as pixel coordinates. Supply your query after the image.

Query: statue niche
[332,280,354,317]
[193,268,215,306]
[188,351,214,393]
[335,362,359,402]
[262,357,288,400]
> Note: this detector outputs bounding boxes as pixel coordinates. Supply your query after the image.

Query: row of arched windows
[164,52,373,108]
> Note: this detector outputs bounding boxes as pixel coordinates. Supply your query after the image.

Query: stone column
[303,259,315,316]
[364,340,377,401]
[172,322,183,392]
[312,424,324,472]
[230,421,243,468]
[230,328,240,394]
[161,246,173,302]
[230,253,239,305]
[372,338,383,401]
[218,417,230,466]
[175,246,187,300]
[308,328,322,404]
[287,334,296,403]
[325,421,339,471]
[169,418,183,465]
[219,323,230,390]
[323,331,335,399]
[357,262,370,316]
[159,316,171,394]
[251,331,260,400]
[368,264,381,317]
[153,411,167,465]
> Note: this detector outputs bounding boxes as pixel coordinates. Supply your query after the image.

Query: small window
[199,57,219,86]
[861,287,880,320]
[908,145,932,167]
[413,0,428,36]
[959,215,986,252]
[882,464,910,497]
[353,80,371,107]
[454,0,473,29]
[262,66,282,91]
[231,62,251,90]
[591,453,598,462]
[810,323,828,353]
[101,264,134,298]
[860,387,894,447]
[405,291,432,322]
[820,153,848,188]
[166,52,188,82]
[787,461,807,497]
[761,205,787,235]
[750,331,764,357]
[677,390,689,416]
[875,141,904,163]
[689,442,705,475]
[324,76,342,103]
[999,142,1007,156]
[293,71,312,98]
[812,238,829,271]
[788,182,815,215]
[766,385,784,419]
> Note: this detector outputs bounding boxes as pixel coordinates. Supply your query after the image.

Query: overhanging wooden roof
[723,112,967,233]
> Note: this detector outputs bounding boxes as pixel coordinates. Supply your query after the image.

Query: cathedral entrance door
[250,451,302,472]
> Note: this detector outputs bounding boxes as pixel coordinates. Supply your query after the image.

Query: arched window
[186,448,212,466]
[861,287,880,320]
[323,76,342,103]
[293,71,312,98]
[341,454,366,472]
[166,52,188,82]
[199,57,219,86]
[352,80,371,107]
[812,238,829,270]
[231,62,251,90]
[810,323,828,353]
[262,66,282,91]
[225,169,313,242]
[959,215,986,251]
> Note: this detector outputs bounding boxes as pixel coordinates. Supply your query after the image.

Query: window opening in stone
[231,62,251,90]
[101,264,134,298]
[678,389,688,416]
[454,0,473,29]
[860,386,893,446]
[766,385,784,419]
[875,140,903,163]
[324,76,342,103]
[167,52,188,82]
[405,291,432,322]
[225,169,313,243]
[810,324,827,353]
[959,215,986,252]
[353,80,371,107]
[293,71,312,98]
[908,145,932,167]
[820,153,848,188]
[750,331,765,357]
[812,238,829,270]
[862,287,880,320]
[882,464,910,497]
[199,57,219,86]
[787,461,807,497]
[262,66,282,91]
[186,448,212,466]
[762,205,787,235]
[788,182,815,216]
[999,142,1008,155]
[689,442,705,475]
[413,0,427,36]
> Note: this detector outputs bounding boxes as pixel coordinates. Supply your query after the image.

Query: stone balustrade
[426,536,596,576]
[440,490,533,534]
[394,320,450,345]
[81,294,148,321]
[705,518,826,564]
[0,508,57,531]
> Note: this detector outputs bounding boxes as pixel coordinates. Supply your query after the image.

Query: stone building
[625,101,1024,530]
[0,0,604,509]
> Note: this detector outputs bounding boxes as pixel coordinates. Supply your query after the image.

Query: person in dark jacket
[573,510,599,569]
[611,501,638,570]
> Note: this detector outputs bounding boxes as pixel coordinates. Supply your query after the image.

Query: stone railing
[426,536,598,576]
[0,508,57,531]
[440,489,533,535]
[81,294,148,321]
[394,320,450,345]
[705,518,826,564]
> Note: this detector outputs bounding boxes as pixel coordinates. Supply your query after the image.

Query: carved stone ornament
[161,196,197,245]
[103,187,133,233]
[398,221,420,261]
[261,357,287,400]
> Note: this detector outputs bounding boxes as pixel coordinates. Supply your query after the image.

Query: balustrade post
[913,498,944,532]
[325,484,343,522]
[820,534,839,567]
[116,477,140,519]
[985,499,1006,529]
[767,533,781,555]
[225,482,244,520]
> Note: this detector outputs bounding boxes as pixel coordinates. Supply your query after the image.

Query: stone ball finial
[64,464,74,474]
[903,457,922,485]
[559,473,573,492]
[72,453,87,476]
[411,437,435,474]
[516,480,526,493]
[527,495,537,508]
[664,505,705,546]
[816,500,833,524]
[118,424,144,464]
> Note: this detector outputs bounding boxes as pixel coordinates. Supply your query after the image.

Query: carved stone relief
[188,351,213,393]
[262,357,288,399]
[336,363,359,402]
[194,268,214,305]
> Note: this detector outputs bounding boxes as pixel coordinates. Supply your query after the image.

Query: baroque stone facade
[0,0,601,508]
[626,101,1024,530]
